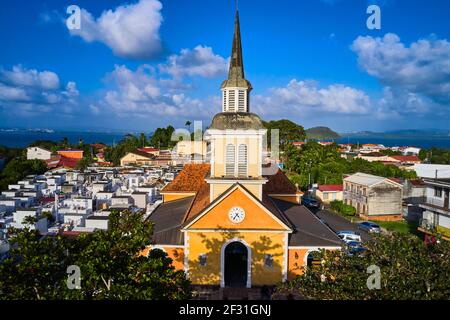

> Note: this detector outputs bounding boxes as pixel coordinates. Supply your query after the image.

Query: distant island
[306,126,340,140]
[340,129,450,138]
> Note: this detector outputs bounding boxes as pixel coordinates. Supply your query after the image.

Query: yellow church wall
[211,183,262,201]
[186,231,286,286]
[287,247,341,280]
[189,187,287,230]
[140,246,185,271]
[212,136,261,178]
[287,248,309,280]
[269,194,302,204]
[162,193,195,203]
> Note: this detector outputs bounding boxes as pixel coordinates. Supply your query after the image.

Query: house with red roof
[316,184,344,203]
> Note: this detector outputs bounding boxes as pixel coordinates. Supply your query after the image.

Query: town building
[418,178,450,241]
[316,184,343,203]
[57,149,84,160]
[27,146,52,160]
[120,151,155,166]
[146,10,341,289]
[343,172,403,221]
[137,147,160,156]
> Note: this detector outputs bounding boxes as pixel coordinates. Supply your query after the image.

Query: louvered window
[237,144,248,176]
[225,144,235,176]
[238,90,245,111]
[228,90,235,111]
[222,91,227,111]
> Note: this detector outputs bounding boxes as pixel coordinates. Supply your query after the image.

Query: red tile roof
[410,179,425,187]
[263,170,298,194]
[162,164,210,192]
[318,184,343,192]
[388,177,402,184]
[45,155,80,169]
[391,155,421,162]
[138,147,159,154]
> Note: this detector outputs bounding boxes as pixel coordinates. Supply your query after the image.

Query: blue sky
[1,0,450,133]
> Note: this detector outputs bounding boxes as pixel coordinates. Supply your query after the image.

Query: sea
[1,129,450,150]
[0,130,130,148]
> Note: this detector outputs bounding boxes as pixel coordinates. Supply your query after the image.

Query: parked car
[358,221,381,233]
[337,230,362,243]
[301,196,320,208]
[347,245,367,257]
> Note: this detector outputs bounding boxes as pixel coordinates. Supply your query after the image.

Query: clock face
[228,206,245,224]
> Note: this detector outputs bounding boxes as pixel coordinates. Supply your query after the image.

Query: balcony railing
[421,197,450,212]
[419,218,436,231]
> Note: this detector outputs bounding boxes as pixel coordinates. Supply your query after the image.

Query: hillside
[306,126,340,140]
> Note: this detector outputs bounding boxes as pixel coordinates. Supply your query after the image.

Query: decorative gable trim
[182,183,292,231]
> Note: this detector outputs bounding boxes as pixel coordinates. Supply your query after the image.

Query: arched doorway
[224,241,248,287]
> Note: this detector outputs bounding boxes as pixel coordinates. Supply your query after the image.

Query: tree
[264,119,306,150]
[139,132,147,148]
[0,210,191,300]
[419,147,450,164]
[284,141,417,191]
[0,157,47,191]
[276,233,450,300]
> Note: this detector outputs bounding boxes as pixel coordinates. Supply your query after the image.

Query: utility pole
[308,160,312,193]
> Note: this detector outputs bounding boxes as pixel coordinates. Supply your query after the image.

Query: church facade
[146,10,341,288]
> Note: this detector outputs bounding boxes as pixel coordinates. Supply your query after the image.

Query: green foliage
[0,157,47,191]
[330,200,356,217]
[305,126,340,140]
[285,141,417,191]
[150,125,176,149]
[419,147,450,164]
[263,119,306,150]
[0,210,191,300]
[27,140,58,152]
[277,233,450,299]
[104,134,142,166]
[379,149,402,156]
[42,211,55,224]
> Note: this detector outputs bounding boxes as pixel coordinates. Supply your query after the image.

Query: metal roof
[273,199,342,247]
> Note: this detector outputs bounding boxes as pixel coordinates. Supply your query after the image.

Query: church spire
[221,8,252,112]
[228,9,245,81]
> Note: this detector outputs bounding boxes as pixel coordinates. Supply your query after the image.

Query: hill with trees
[306,126,340,140]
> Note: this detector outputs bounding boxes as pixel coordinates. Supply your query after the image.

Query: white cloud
[253,79,371,117]
[351,33,450,103]
[0,65,79,116]
[159,45,229,78]
[0,65,60,90]
[93,64,217,120]
[70,0,163,59]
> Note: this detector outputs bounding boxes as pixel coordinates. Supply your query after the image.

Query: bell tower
[206,8,267,202]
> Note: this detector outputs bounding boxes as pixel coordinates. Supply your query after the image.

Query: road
[309,207,372,242]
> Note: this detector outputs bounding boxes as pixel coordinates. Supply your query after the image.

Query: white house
[11,208,48,234]
[27,146,52,160]
[418,178,450,241]
[402,147,421,155]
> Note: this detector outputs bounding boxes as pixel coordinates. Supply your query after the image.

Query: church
[146,9,341,288]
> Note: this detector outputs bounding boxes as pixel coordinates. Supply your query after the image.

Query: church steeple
[228,10,245,82]
[221,9,252,113]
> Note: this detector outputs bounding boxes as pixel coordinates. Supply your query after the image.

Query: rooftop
[318,184,343,192]
[344,172,401,187]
